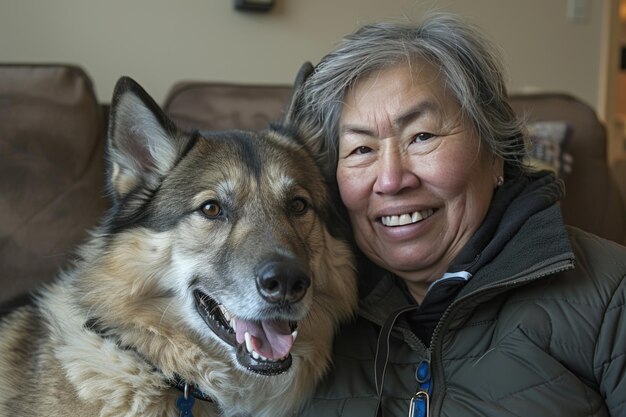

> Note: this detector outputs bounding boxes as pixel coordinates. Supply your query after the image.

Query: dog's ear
[282,61,314,127]
[106,77,190,201]
[281,62,328,158]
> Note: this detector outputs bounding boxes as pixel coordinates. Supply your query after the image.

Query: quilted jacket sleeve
[593,263,626,416]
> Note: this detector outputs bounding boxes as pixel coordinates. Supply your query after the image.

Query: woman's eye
[413,132,435,142]
[290,197,309,216]
[351,146,372,155]
[201,201,222,218]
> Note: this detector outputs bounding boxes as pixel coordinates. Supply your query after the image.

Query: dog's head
[92,75,356,383]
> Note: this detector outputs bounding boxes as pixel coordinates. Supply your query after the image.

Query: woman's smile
[379,208,436,227]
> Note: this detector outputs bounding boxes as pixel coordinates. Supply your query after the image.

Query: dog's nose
[255,256,311,304]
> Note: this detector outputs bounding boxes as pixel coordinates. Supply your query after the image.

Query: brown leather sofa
[1,64,625,308]
[0,65,109,309]
[508,93,626,245]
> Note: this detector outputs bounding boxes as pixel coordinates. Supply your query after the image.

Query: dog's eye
[290,197,309,216]
[201,201,222,218]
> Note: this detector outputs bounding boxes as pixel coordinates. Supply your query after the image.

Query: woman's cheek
[336,166,366,210]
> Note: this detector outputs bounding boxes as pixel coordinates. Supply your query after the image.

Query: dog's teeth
[244,331,274,362]
[230,319,237,331]
[198,296,207,308]
[219,305,231,322]
[244,332,253,353]
[291,329,298,342]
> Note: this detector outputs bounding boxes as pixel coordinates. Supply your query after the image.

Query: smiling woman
[336,63,501,301]
[291,11,626,417]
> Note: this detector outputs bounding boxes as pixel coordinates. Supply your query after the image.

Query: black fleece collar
[448,170,564,275]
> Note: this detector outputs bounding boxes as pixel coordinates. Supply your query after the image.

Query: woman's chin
[371,242,444,277]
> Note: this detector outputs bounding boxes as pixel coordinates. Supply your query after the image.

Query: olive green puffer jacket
[298,205,626,417]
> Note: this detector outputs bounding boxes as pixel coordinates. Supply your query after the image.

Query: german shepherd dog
[0,66,357,417]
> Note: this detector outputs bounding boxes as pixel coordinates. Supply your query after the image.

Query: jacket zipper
[424,258,574,416]
[408,359,432,417]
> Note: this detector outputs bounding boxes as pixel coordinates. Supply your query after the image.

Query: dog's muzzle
[193,256,310,376]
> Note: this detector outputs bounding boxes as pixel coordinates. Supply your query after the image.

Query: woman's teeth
[381,208,434,226]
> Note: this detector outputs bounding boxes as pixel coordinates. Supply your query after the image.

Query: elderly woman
[290,13,626,417]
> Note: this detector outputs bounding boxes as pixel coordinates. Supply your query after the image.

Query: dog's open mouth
[194,290,297,375]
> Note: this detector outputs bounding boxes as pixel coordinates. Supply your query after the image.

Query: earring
[496,176,504,187]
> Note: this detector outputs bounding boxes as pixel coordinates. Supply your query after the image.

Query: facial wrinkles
[341,100,396,144]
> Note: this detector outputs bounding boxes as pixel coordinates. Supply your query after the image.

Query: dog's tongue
[235,319,294,360]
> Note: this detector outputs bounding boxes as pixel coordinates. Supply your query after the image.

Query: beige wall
[0,0,605,109]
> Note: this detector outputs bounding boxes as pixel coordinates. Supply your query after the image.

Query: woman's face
[337,63,503,301]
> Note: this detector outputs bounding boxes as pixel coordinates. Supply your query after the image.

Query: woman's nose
[373,145,418,194]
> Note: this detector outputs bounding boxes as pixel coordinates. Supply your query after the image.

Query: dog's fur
[0,68,357,417]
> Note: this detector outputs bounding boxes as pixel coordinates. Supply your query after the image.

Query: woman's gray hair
[292,12,527,177]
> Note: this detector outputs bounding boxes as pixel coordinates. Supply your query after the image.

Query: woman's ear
[493,155,505,187]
